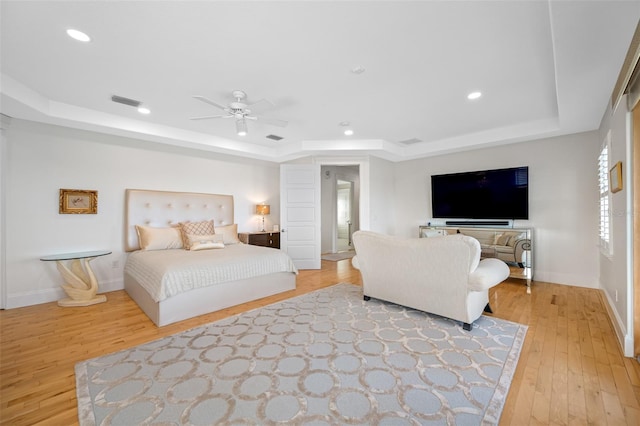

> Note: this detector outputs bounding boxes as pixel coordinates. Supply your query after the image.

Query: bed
[123,189,297,326]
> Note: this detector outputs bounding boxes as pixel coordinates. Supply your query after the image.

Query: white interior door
[280,164,321,269]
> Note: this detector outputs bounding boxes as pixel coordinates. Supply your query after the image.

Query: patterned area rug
[75,283,526,425]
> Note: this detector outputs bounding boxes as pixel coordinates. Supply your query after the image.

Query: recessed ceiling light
[344,129,354,136]
[137,106,151,114]
[66,29,91,42]
[467,91,482,100]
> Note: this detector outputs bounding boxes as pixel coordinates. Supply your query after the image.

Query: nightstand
[238,231,280,249]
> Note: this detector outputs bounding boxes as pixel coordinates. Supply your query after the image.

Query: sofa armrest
[351,255,360,270]
[468,258,510,291]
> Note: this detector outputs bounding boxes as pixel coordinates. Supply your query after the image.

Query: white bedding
[125,244,298,302]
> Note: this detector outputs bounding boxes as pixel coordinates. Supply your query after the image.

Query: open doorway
[320,165,360,254]
[336,179,353,252]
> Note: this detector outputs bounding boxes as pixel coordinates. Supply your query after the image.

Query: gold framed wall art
[610,161,623,193]
[59,189,98,214]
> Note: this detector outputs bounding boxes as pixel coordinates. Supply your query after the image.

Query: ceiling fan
[190,90,288,136]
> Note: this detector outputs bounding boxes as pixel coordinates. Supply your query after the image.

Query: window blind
[598,132,612,255]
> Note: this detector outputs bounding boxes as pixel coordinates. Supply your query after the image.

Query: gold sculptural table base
[57,294,107,307]
[41,251,111,307]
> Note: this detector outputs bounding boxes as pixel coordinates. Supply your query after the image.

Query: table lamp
[256,204,270,232]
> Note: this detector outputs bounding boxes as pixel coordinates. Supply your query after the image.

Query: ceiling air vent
[111,95,141,107]
[266,134,284,141]
[398,138,423,145]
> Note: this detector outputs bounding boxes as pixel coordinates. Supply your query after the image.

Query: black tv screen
[431,166,529,220]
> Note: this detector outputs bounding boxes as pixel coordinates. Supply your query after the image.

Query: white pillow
[215,224,241,245]
[186,233,224,250]
[135,225,183,250]
[190,240,225,251]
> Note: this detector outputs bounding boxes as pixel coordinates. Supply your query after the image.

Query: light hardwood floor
[1,260,639,425]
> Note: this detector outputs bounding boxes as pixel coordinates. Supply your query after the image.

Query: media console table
[419,225,533,292]
[40,250,111,307]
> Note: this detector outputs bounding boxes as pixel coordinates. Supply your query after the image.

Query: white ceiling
[1,1,639,162]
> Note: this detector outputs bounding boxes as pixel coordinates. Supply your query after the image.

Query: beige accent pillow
[496,234,511,246]
[507,233,526,247]
[179,220,215,249]
[189,234,225,251]
[215,224,241,245]
[493,233,502,245]
[135,225,183,250]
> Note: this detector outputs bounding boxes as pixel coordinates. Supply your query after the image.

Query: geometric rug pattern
[75,283,527,425]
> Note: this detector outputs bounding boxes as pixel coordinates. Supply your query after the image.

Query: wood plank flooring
[1,260,639,425]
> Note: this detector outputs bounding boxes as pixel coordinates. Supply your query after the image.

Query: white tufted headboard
[125,189,234,252]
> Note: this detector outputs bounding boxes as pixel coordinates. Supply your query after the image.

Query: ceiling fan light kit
[236,118,248,136]
[191,90,288,136]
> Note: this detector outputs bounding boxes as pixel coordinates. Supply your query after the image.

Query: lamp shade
[256,204,270,215]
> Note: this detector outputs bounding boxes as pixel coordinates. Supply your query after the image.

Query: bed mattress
[125,244,298,302]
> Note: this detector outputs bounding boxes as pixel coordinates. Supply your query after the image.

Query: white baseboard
[5,278,124,309]
[533,270,598,288]
[601,288,634,357]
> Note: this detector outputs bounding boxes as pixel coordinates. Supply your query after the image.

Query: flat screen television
[431,166,529,220]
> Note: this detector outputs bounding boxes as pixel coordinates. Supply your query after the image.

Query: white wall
[368,156,396,235]
[598,95,633,355]
[3,117,611,310]
[4,119,280,308]
[393,131,601,288]
[0,115,9,309]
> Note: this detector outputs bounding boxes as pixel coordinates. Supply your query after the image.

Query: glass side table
[40,250,111,307]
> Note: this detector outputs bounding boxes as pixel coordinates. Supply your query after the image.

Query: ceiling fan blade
[193,95,228,111]
[260,117,288,127]
[246,98,275,114]
[189,114,232,120]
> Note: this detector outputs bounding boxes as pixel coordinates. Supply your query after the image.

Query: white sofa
[352,231,510,330]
